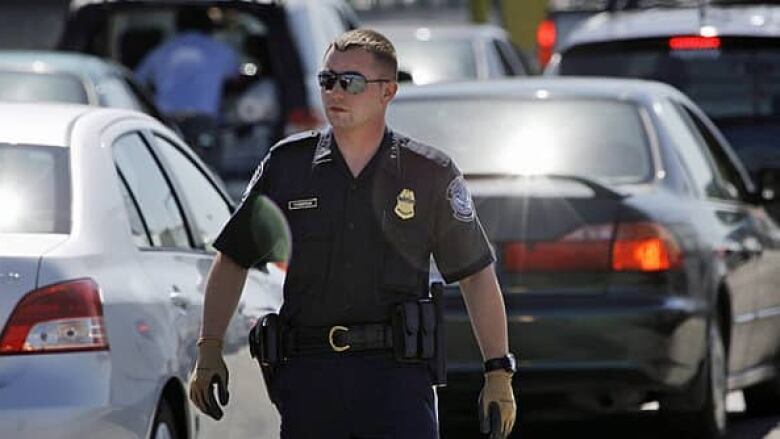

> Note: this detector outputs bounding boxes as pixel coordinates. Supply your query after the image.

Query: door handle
[169,286,189,309]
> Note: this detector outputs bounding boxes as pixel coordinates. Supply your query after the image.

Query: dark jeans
[270,352,438,439]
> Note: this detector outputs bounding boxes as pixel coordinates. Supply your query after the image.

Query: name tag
[288,198,318,210]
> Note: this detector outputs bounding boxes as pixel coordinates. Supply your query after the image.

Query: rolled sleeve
[431,162,495,284]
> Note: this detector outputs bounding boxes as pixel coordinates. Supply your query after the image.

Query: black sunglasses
[317,70,392,95]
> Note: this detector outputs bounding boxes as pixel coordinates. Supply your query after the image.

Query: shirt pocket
[379,211,429,301]
[284,200,332,299]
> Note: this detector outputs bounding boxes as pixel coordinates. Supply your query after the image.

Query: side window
[153,135,231,250]
[113,133,190,248]
[96,75,144,112]
[679,105,748,200]
[117,169,152,247]
[661,100,719,199]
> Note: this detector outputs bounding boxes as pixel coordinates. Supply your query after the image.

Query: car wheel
[151,399,179,439]
[743,370,780,415]
[662,323,727,439]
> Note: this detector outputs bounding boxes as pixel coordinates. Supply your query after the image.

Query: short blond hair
[326,28,398,79]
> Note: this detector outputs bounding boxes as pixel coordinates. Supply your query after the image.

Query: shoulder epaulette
[400,136,452,168]
[268,130,320,154]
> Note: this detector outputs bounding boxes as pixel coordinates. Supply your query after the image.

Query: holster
[248,313,283,404]
[390,282,447,386]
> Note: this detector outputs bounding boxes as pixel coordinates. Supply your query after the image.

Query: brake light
[503,224,613,272]
[0,279,109,355]
[612,222,682,271]
[669,36,720,51]
[536,19,557,68]
[286,107,324,134]
[503,221,682,273]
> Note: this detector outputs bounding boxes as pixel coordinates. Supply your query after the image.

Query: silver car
[0,103,283,438]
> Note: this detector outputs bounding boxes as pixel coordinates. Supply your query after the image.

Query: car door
[111,131,202,382]
[679,102,780,370]
[663,99,758,374]
[146,131,284,435]
[679,103,777,370]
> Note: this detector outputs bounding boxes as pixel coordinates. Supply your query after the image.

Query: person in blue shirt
[136,7,240,119]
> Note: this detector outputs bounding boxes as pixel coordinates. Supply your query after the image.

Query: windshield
[0,144,71,234]
[393,39,477,84]
[560,38,780,120]
[387,98,652,183]
[0,71,88,105]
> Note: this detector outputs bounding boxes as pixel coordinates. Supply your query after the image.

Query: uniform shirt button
[345,262,353,270]
[347,223,355,230]
[350,183,358,191]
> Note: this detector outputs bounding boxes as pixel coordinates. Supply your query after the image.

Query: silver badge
[447,176,475,222]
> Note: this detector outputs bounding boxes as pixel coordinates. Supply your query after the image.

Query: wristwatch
[483,353,517,373]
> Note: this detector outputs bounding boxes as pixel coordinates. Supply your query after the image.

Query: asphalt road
[201,348,780,439]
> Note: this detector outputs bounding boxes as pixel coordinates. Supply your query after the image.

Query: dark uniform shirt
[214,128,494,328]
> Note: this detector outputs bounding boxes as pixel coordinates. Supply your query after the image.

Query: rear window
[559,38,780,120]
[387,98,652,183]
[0,144,70,234]
[393,39,477,84]
[0,71,88,105]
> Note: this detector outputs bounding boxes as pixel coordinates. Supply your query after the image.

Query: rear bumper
[443,290,708,406]
[0,351,149,439]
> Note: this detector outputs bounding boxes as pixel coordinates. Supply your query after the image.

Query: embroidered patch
[394,188,416,220]
[447,176,475,222]
[288,198,318,210]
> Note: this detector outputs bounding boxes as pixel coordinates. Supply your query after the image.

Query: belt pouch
[419,299,436,359]
[392,301,420,361]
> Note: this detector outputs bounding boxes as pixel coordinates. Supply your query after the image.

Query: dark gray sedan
[387,78,780,438]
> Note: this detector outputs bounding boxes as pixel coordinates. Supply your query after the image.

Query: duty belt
[284,323,393,356]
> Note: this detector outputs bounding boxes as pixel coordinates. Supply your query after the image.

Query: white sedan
[0,103,283,438]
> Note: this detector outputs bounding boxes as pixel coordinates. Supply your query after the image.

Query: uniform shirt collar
[311,127,400,179]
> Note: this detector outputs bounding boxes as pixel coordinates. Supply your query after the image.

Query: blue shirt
[136,32,239,118]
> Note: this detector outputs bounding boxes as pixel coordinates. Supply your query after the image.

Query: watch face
[507,353,517,372]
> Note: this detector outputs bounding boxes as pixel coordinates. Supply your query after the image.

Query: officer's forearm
[458,264,509,361]
[200,252,249,340]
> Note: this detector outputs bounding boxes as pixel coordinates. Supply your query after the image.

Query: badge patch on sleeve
[447,176,475,222]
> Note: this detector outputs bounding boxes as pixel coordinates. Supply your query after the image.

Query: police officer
[189,29,517,438]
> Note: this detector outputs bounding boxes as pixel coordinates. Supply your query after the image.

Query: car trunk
[0,234,68,337]
[470,176,625,294]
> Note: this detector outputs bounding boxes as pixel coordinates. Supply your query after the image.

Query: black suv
[547,0,780,218]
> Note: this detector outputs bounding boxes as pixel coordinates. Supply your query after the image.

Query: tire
[662,323,727,439]
[151,399,179,439]
[743,372,780,416]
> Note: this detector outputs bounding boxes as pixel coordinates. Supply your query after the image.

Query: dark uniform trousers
[215,129,494,439]
[270,353,438,439]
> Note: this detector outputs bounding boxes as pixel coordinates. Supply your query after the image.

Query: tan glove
[478,370,516,438]
[189,338,230,421]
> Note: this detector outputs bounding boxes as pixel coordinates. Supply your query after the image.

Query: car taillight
[503,221,682,273]
[0,278,109,355]
[504,224,613,272]
[536,19,557,68]
[286,107,324,134]
[612,222,682,272]
[669,36,721,50]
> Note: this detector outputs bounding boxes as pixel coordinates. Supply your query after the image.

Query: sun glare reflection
[0,187,22,229]
[498,127,559,175]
